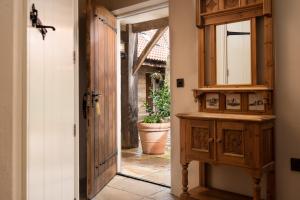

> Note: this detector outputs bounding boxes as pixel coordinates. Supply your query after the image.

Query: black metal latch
[30,4,56,40]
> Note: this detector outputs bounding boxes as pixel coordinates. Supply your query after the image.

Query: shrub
[143,79,171,123]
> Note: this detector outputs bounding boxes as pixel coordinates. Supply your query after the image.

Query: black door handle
[30,4,56,40]
[82,93,89,119]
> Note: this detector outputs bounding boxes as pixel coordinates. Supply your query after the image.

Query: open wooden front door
[86,4,117,199]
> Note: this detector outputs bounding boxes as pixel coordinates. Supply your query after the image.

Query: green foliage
[143,115,161,123]
[143,78,171,123]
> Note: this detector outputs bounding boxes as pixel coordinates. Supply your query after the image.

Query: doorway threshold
[117,172,171,188]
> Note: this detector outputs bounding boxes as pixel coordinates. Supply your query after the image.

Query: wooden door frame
[74,0,80,199]
[114,1,170,174]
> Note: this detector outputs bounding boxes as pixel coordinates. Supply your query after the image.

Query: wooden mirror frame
[196,0,274,89]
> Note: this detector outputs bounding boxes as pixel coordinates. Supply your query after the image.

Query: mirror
[216,20,251,85]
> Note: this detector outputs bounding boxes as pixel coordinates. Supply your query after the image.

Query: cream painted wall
[274,0,300,199]
[169,0,199,196]
[0,0,26,200]
[169,0,300,199]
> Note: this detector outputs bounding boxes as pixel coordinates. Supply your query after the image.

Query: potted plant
[138,75,171,155]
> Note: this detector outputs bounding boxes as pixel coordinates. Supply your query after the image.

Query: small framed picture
[226,94,241,110]
[206,93,219,110]
[249,93,265,111]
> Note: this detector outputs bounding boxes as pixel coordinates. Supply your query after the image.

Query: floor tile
[150,189,179,200]
[93,186,142,200]
[121,141,171,186]
[107,175,126,189]
[92,176,177,200]
[142,169,171,186]
[116,178,165,197]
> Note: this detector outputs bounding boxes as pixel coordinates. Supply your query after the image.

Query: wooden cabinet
[179,0,275,199]
[178,113,275,200]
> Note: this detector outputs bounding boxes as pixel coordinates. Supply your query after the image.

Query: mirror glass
[216,20,251,85]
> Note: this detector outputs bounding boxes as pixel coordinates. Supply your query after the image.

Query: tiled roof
[137,28,169,63]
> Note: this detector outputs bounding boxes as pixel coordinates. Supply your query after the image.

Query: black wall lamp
[30,4,56,40]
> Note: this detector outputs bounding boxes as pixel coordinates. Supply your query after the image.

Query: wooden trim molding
[195,0,272,27]
[251,18,258,85]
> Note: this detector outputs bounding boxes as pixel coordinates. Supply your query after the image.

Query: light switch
[177,79,184,88]
[291,158,300,172]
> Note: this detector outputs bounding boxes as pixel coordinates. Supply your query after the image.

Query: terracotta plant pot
[137,122,170,155]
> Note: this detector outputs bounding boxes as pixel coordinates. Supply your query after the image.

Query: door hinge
[73,50,76,64]
[73,124,76,137]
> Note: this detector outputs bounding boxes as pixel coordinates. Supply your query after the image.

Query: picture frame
[205,93,220,110]
[226,93,241,110]
[249,93,265,111]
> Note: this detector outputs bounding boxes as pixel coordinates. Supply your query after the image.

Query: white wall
[274,0,300,199]
[169,0,300,199]
[169,0,199,196]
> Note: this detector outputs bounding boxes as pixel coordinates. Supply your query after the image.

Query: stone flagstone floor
[92,175,178,200]
[120,134,171,186]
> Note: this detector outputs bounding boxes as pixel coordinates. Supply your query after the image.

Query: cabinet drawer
[216,121,253,167]
[186,120,215,161]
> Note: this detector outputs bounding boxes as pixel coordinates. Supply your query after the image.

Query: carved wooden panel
[217,121,250,166]
[225,0,239,9]
[206,0,218,12]
[247,0,256,4]
[223,129,244,155]
[192,127,210,152]
[196,0,268,26]
[247,0,262,4]
[261,127,274,165]
[186,120,215,161]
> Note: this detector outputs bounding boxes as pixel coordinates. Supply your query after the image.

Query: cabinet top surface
[176,112,276,122]
[193,86,273,92]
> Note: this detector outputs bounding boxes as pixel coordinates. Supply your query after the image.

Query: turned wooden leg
[181,163,190,199]
[253,177,261,200]
[267,170,276,200]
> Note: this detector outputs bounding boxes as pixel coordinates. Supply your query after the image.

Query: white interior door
[27,0,76,199]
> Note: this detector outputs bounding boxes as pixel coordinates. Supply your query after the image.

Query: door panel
[217,121,252,167]
[27,0,75,199]
[87,6,117,198]
[186,120,215,161]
